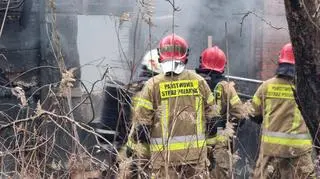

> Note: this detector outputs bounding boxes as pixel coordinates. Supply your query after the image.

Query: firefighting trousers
[150,162,208,179]
[117,154,150,179]
[210,146,231,179]
[252,151,315,179]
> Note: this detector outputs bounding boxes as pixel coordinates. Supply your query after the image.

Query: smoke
[133,0,262,79]
[78,0,289,83]
[186,0,261,77]
[77,0,275,84]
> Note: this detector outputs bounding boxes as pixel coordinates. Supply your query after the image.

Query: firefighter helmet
[158,34,189,63]
[141,49,162,74]
[158,34,189,74]
[199,46,226,73]
[279,43,295,64]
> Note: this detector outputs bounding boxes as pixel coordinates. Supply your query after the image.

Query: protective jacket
[125,68,156,157]
[196,69,243,146]
[132,70,215,168]
[252,76,312,157]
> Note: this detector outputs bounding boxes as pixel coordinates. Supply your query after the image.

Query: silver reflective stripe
[263,131,311,139]
[150,134,205,144]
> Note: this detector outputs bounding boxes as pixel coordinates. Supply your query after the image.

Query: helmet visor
[159,45,188,61]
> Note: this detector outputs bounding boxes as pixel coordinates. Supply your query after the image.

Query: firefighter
[95,49,162,178]
[251,43,315,179]
[131,34,216,178]
[195,46,245,179]
[118,49,162,179]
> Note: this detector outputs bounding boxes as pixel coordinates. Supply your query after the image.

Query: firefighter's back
[256,76,311,157]
[137,69,212,178]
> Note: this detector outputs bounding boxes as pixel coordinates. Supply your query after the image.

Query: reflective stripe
[126,138,135,149]
[214,84,223,98]
[206,135,228,145]
[230,95,241,106]
[263,131,311,139]
[151,134,205,144]
[216,100,222,114]
[264,99,271,128]
[291,106,301,134]
[207,93,214,104]
[126,138,150,154]
[252,95,261,106]
[262,131,312,147]
[154,81,206,153]
[214,84,223,114]
[266,84,294,99]
[154,95,206,152]
[150,140,206,152]
[195,97,203,134]
[160,100,169,139]
[133,97,153,110]
[262,136,312,147]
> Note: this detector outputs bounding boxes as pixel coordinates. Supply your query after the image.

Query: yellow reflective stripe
[160,100,169,139]
[127,138,140,150]
[217,100,222,114]
[266,84,294,99]
[264,99,271,128]
[230,95,241,106]
[252,95,261,106]
[126,138,150,154]
[195,97,203,134]
[206,135,228,145]
[291,106,302,134]
[262,135,312,147]
[150,140,206,152]
[214,94,222,115]
[126,138,134,149]
[207,93,214,104]
[214,83,223,98]
[133,97,153,110]
[214,84,223,114]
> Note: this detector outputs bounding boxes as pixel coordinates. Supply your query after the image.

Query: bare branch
[234,11,288,36]
[301,0,320,30]
[0,0,10,39]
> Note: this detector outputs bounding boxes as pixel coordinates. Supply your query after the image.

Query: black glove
[133,124,152,144]
[206,116,226,137]
[250,115,263,125]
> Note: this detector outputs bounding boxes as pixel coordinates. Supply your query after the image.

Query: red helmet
[158,34,189,64]
[200,46,226,73]
[279,43,295,64]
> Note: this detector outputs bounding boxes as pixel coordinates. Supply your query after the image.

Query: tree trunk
[284,0,320,154]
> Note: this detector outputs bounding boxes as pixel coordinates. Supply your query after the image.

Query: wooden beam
[208,36,212,48]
